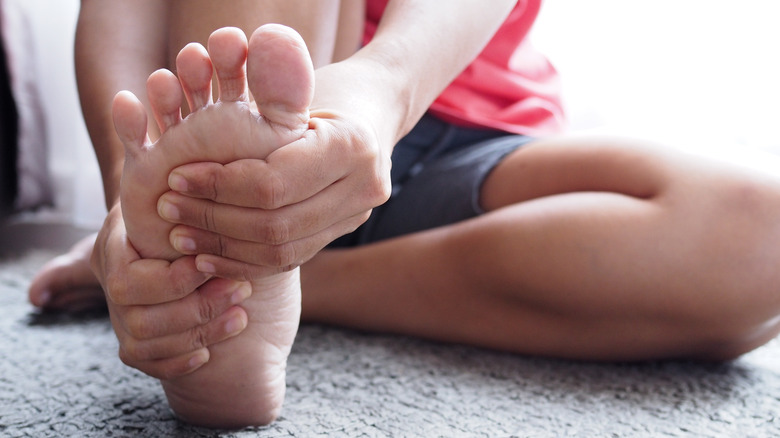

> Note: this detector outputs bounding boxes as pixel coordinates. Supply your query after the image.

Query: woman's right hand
[90,204,251,380]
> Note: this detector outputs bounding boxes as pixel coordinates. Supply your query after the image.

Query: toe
[247,24,314,131]
[176,42,214,113]
[28,233,103,309]
[113,90,151,157]
[208,27,249,103]
[147,69,183,134]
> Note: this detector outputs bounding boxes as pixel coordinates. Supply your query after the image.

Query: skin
[28,0,780,426]
[33,0,516,427]
[59,0,517,381]
[114,26,313,427]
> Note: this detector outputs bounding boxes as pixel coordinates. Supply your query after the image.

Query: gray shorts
[328,113,534,247]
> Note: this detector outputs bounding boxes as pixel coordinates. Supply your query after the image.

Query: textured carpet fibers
[2,247,780,437]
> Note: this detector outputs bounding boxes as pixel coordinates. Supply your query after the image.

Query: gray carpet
[2,223,780,437]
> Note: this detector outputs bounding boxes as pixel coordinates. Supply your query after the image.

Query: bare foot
[27,233,105,313]
[114,25,313,427]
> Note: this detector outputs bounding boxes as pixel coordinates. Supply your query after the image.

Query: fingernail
[188,350,209,369]
[230,282,252,305]
[173,235,196,252]
[225,315,246,334]
[158,200,180,220]
[169,172,189,192]
[197,259,216,274]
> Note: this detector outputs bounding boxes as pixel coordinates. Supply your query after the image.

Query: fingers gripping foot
[112,25,311,427]
[114,24,315,261]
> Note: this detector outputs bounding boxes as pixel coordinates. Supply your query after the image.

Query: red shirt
[364,0,565,137]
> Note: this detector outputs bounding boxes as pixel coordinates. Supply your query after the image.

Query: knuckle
[166,267,195,297]
[105,271,129,305]
[196,293,220,324]
[252,169,286,209]
[269,243,297,268]
[255,215,290,245]
[123,308,152,339]
[120,338,150,362]
[346,128,391,207]
[339,211,371,238]
[229,262,268,281]
[201,203,218,231]
[279,263,299,274]
[356,209,373,228]
[154,364,183,381]
[207,167,221,201]
[238,264,256,282]
[117,347,135,367]
[188,326,210,352]
[216,233,229,258]
[367,171,392,205]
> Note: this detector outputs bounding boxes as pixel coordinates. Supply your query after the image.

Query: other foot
[28,233,105,313]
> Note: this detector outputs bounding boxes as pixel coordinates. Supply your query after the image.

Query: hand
[91,204,251,379]
[157,111,392,281]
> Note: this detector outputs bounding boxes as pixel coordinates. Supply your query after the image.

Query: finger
[146,69,183,133]
[117,278,251,339]
[168,121,390,210]
[195,254,294,282]
[207,27,249,103]
[189,213,369,282]
[108,255,211,306]
[171,211,368,270]
[167,128,342,209]
[118,304,247,363]
[92,207,209,306]
[158,177,364,246]
[176,42,213,112]
[121,347,210,380]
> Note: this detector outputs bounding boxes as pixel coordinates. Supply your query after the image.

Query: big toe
[247,24,314,131]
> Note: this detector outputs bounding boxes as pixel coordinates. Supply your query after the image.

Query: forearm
[75,0,168,208]
[311,0,516,151]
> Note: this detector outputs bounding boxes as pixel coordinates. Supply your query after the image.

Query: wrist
[310,55,414,153]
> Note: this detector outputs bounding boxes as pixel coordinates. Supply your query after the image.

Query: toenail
[158,201,180,220]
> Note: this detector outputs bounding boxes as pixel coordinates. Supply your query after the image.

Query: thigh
[480,134,681,211]
[480,133,780,324]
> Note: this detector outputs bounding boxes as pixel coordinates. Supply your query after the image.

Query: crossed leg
[114,26,313,427]
[31,105,780,367]
[301,136,780,361]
